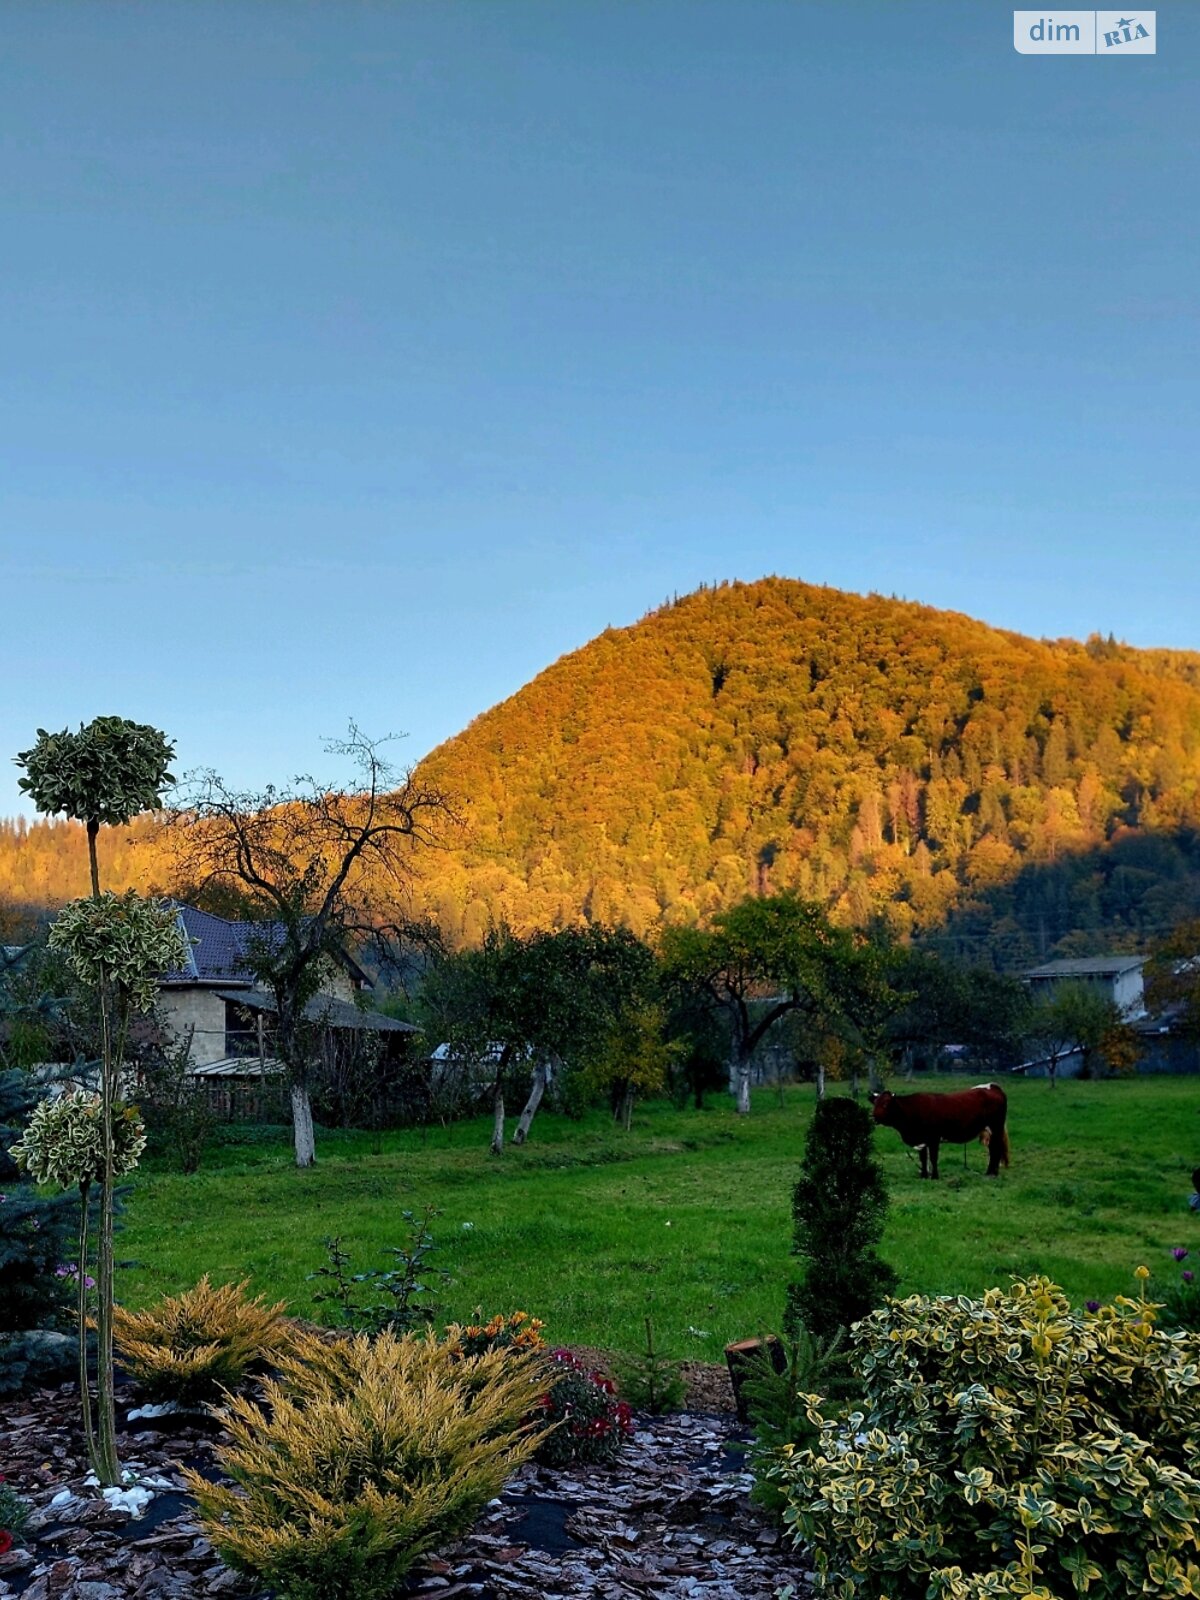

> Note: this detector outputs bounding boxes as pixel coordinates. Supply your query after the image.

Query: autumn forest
[3,578,1200,966]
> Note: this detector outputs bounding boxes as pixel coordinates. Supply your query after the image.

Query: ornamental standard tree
[13,716,183,1485]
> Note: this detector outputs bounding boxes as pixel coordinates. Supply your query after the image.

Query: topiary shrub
[785,1095,896,1343]
[112,1276,291,1405]
[535,1348,634,1467]
[186,1327,549,1600]
[770,1273,1200,1599]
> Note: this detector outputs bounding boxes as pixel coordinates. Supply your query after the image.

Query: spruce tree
[0,1067,81,1394]
[785,1096,897,1343]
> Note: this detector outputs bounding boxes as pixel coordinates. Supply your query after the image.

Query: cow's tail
[996,1124,1011,1168]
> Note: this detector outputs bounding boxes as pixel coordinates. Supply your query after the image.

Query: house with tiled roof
[157,905,417,1076]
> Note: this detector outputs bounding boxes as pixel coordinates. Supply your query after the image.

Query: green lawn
[118,1075,1200,1359]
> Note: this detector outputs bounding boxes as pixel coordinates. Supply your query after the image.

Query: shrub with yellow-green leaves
[113,1276,290,1406]
[185,1328,550,1600]
[769,1274,1200,1600]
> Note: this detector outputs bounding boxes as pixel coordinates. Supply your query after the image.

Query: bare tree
[167,726,455,1167]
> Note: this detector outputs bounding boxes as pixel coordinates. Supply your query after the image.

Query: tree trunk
[867,1058,882,1095]
[735,1053,752,1116]
[291,1083,316,1167]
[490,1080,506,1156]
[816,1062,826,1100]
[512,1061,549,1146]
[620,1082,634,1132]
[87,820,101,900]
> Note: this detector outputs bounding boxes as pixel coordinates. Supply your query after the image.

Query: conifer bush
[0,1069,81,1394]
[187,1328,549,1600]
[770,1274,1200,1600]
[785,1095,896,1343]
[112,1276,290,1405]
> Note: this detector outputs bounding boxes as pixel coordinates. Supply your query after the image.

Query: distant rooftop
[1024,956,1146,979]
[159,905,369,988]
[216,987,418,1033]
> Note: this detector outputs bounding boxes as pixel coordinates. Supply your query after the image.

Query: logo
[1096,11,1155,51]
[1014,11,1155,53]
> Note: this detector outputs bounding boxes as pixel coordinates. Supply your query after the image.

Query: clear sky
[1,2,1196,817]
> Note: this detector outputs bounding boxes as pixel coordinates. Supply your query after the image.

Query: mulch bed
[0,1364,813,1600]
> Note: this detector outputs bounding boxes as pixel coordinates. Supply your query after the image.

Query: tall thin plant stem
[76,1180,99,1478]
[88,821,122,1486]
[94,976,120,1484]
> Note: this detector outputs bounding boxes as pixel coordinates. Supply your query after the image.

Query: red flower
[0,1529,13,1556]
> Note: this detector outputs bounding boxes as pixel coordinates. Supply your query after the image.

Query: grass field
[118,1075,1200,1358]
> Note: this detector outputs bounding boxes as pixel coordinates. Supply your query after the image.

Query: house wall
[1114,967,1146,1016]
[1027,967,1146,1017]
[326,969,357,1003]
[157,988,228,1066]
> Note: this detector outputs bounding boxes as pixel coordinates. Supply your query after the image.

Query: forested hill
[3,577,1200,964]
[407,579,1200,958]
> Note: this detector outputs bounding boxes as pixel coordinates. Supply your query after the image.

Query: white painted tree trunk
[490,1082,506,1156]
[513,1061,549,1146]
[735,1060,752,1115]
[816,1063,826,1100]
[291,1083,316,1168]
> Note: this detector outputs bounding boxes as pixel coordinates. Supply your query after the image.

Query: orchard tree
[886,951,1031,1076]
[168,727,453,1168]
[660,892,895,1114]
[1026,981,1139,1087]
[585,1002,679,1130]
[12,717,184,1485]
[1146,921,1200,1041]
[422,923,656,1154]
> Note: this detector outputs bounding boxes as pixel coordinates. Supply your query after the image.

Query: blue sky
[1,2,1196,816]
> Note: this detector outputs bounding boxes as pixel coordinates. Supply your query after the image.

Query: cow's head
[870,1089,896,1125]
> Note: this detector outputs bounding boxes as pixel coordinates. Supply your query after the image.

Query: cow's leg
[929,1140,941,1180]
[985,1118,1004,1177]
[915,1142,929,1178]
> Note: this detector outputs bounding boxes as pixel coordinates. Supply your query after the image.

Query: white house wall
[157,989,228,1066]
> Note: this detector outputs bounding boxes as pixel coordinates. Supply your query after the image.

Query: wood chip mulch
[0,1365,813,1600]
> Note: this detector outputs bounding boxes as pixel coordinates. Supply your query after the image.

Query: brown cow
[871,1083,1010,1178]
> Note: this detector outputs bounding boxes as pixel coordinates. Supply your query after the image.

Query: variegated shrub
[769,1275,1200,1600]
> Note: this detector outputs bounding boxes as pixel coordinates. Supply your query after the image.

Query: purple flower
[1185,1271,1195,1284]
[1173,1247,1190,1262]
[1085,1300,1102,1313]
[55,1263,96,1289]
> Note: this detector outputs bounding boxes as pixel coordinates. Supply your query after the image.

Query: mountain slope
[409,578,1200,953]
[3,578,1200,962]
